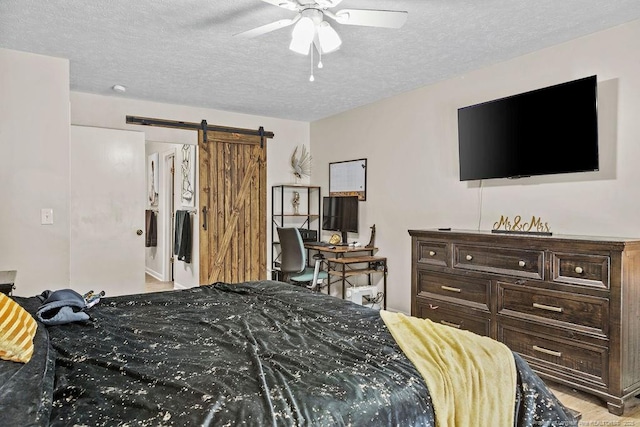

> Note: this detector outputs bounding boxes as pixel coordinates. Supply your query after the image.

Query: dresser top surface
[408,229,640,245]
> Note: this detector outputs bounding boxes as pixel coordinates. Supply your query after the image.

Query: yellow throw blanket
[380,311,517,427]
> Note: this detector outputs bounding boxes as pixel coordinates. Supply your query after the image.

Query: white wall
[0,48,70,297]
[310,19,640,314]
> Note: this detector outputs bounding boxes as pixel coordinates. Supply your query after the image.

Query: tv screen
[322,196,359,234]
[457,75,599,181]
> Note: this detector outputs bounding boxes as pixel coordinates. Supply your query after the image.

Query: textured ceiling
[1,1,640,122]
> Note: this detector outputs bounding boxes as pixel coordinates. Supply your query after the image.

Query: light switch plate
[41,208,53,225]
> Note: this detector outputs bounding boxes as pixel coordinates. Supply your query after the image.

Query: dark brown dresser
[408,229,640,415]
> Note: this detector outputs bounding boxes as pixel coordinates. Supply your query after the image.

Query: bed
[1,280,577,426]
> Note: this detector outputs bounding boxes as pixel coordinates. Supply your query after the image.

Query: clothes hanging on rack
[174,210,192,263]
[145,210,157,247]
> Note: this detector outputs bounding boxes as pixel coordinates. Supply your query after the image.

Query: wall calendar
[329,158,367,201]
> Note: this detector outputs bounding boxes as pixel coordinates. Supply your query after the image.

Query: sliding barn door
[198,130,267,284]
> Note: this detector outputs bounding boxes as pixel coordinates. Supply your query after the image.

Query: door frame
[162,149,176,282]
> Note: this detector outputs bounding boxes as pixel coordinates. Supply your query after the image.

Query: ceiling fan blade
[333,9,408,28]
[316,0,344,7]
[234,17,298,38]
[260,0,299,11]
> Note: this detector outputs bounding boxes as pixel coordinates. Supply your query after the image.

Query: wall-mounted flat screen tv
[457,75,599,181]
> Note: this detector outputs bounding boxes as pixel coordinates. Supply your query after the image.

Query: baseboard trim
[145,268,163,281]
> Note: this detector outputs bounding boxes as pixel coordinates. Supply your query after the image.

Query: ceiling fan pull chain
[309,47,315,82]
[318,49,323,69]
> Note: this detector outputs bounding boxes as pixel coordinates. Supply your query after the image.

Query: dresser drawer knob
[518,260,526,267]
[441,285,461,293]
[465,254,473,261]
[440,320,461,329]
[575,266,584,274]
[533,302,564,313]
[428,304,439,310]
[429,251,436,256]
[533,345,562,358]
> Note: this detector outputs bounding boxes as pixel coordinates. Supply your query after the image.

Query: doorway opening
[144,148,177,291]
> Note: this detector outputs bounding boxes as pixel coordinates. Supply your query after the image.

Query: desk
[327,256,387,309]
[0,270,17,296]
[303,243,377,257]
[303,244,387,309]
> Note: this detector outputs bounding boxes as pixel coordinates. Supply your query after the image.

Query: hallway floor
[144,274,174,292]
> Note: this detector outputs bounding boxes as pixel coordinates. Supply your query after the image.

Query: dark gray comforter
[2,280,577,426]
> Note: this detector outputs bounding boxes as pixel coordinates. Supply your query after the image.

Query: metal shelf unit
[271,184,321,280]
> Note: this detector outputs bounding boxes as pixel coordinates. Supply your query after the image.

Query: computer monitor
[322,196,359,244]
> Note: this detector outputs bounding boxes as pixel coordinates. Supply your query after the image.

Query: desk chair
[276,227,328,291]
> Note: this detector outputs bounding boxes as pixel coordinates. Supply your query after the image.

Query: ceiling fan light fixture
[317,21,341,53]
[236,2,408,77]
[289,16,315,55]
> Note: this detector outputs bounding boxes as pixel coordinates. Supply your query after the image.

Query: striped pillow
[0,293,37,363]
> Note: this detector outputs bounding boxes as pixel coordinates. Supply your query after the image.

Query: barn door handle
[202,206,208,230]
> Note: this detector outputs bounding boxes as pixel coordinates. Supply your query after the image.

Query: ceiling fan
[235,0,408,76]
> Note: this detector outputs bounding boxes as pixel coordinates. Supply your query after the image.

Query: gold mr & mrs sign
[493,215,551,234]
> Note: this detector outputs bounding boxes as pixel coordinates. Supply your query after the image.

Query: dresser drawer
[498,282,609,336]
[552,252,610,289]
[416,299,490,337]
[500,325,608,386]
[453,244,544,280]
[416,270,490,310]
[416,241,448,267]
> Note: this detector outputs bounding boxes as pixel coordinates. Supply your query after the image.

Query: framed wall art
[181,144,196,207]
[148,152,159,206]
